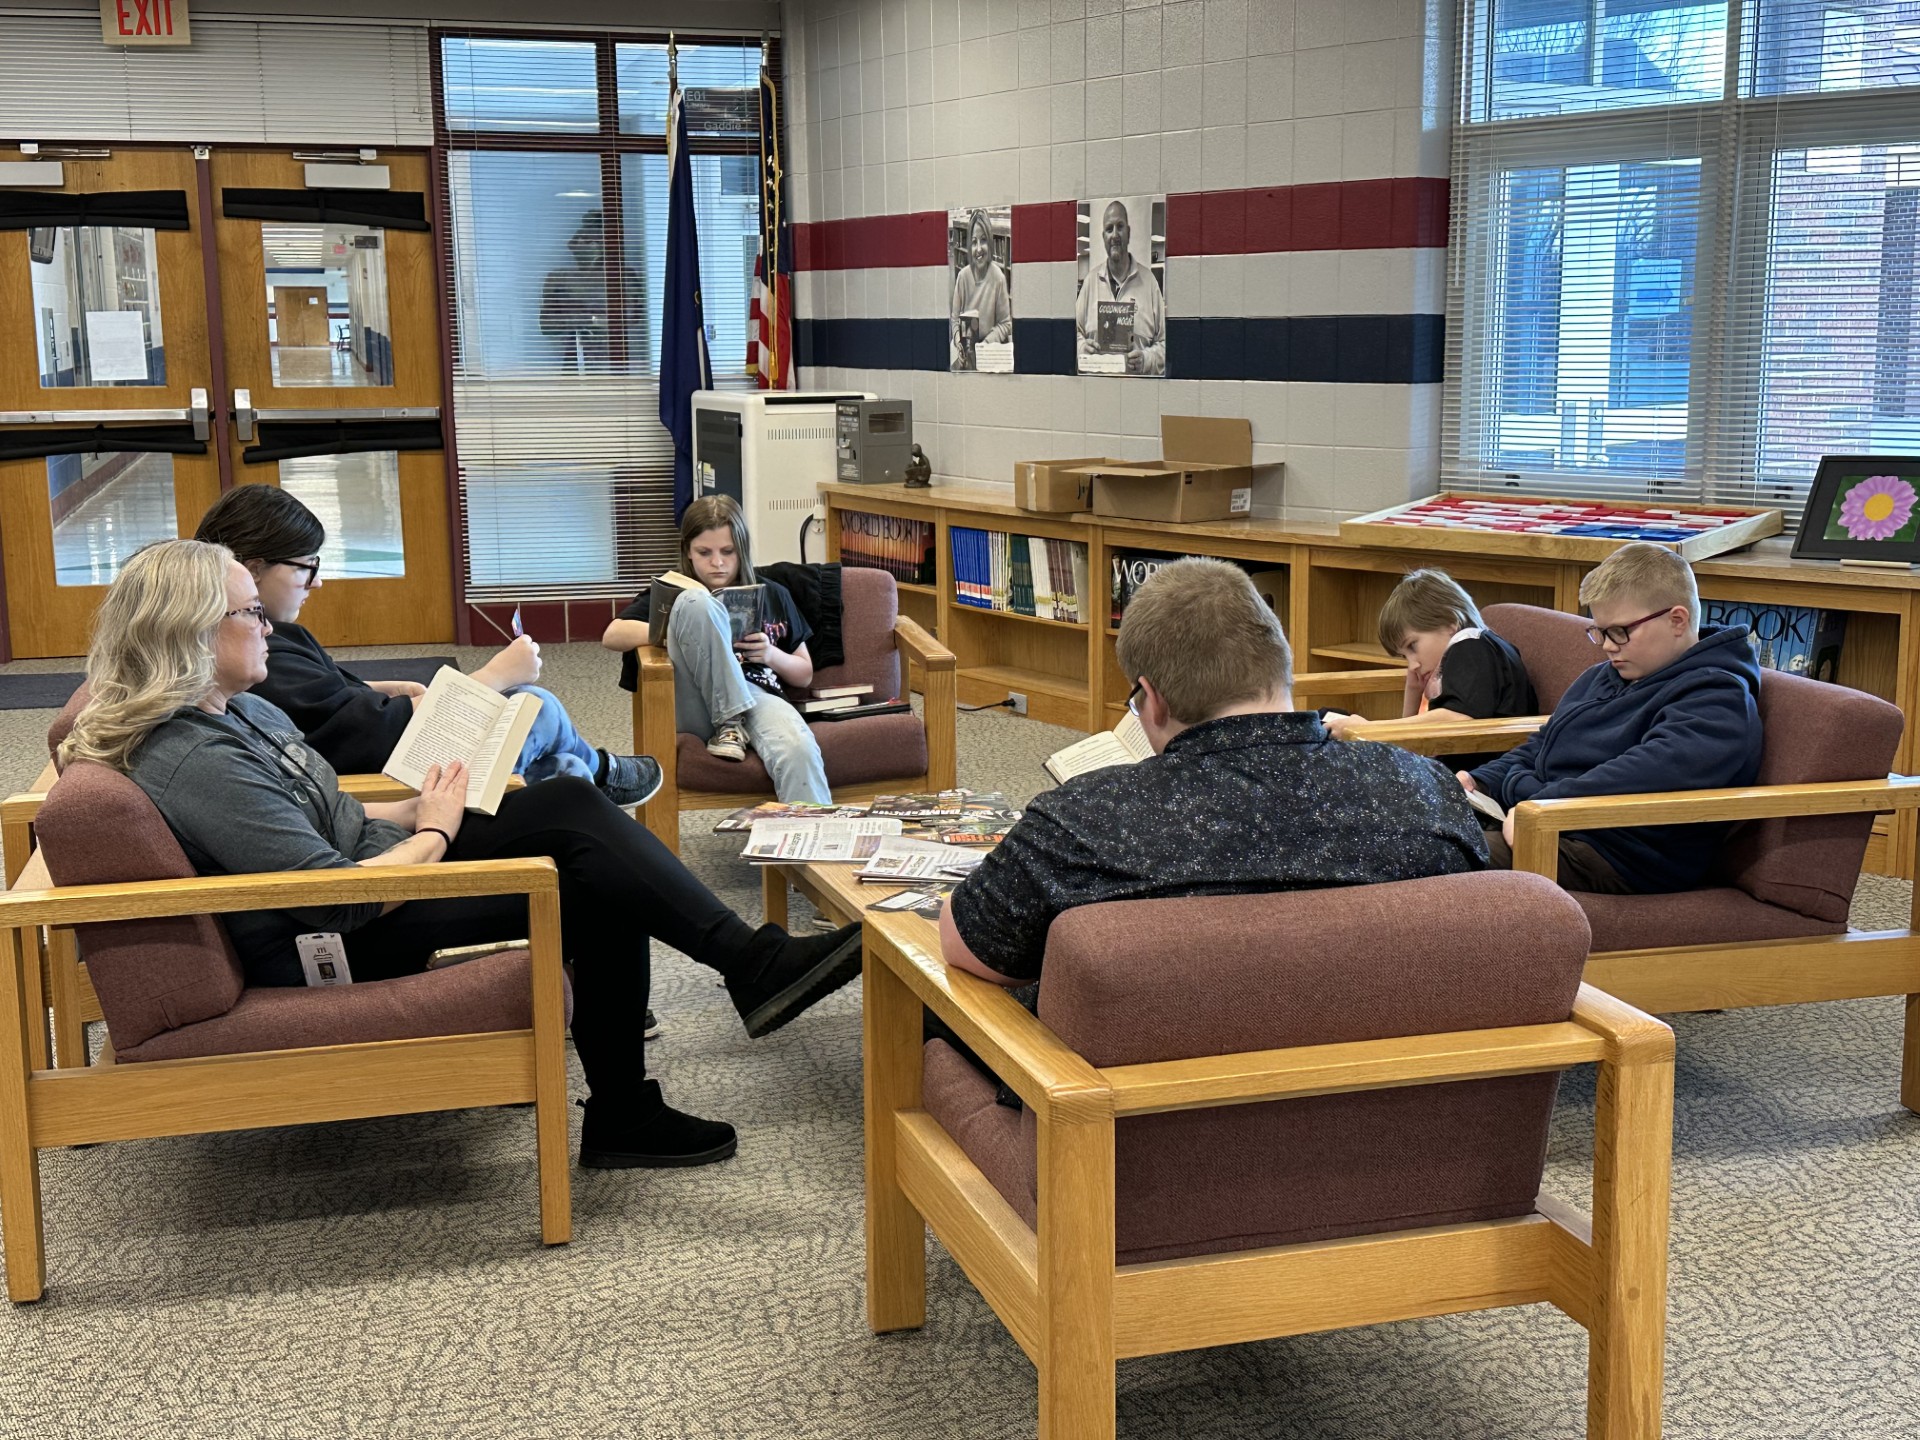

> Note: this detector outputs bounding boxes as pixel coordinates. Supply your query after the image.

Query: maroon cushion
[1578,886,1844,953]
[117,949,540,1062]
[46,681,90,765]
[926,872,1593,1264]
[674,711,930,795]
[1483,604,1601,710]
[34,761,244,1051]
[797,566,903,702]
[1712,670,1903,922]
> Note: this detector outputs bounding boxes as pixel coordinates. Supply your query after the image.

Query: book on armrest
[1042,710,1153,784]
[382,666,541,816]
[645,570,707,646]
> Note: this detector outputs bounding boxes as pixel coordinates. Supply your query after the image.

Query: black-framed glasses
[1126,678,1145,714]
[1584,608,1674,647]
[224,604,269,629]
[268,556,321,587]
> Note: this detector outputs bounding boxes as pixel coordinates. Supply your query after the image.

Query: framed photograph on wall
[1791,456,1920,563]
[1075,195,1167,376]
[948,206,1013,373]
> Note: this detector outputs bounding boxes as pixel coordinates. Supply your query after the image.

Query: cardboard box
[1074,416,1256,524]
[1013,456,1117,512]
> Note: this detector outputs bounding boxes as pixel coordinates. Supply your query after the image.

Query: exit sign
[102,0,190,45]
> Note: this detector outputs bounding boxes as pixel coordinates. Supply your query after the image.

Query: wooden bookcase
[823,480,1920,877]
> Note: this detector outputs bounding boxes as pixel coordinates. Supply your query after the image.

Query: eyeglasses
[1126,678,1145,714]
[268,556,321,587]
[1584,608,1674,647]
[224,605,269,629]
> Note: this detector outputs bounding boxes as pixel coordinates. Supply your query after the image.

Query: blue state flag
[659,86,712,521]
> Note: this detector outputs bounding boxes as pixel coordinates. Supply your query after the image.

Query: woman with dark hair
[195,484,660,806]
[66,539,865,1168]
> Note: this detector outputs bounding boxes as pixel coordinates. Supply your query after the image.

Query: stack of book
[950,527,1091,622]
[840,511,936,586]
[1701,600,1848,683]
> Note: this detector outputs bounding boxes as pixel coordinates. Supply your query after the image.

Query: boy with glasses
[1461,541,1763,893]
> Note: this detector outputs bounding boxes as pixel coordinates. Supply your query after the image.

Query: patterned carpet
[0,641,1917,1438]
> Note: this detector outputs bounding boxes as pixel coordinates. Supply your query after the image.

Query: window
[1449,0,1920,520]
[436,31,775,600]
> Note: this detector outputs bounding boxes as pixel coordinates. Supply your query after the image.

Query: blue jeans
[510,684,601,784]
[666,591,831,805]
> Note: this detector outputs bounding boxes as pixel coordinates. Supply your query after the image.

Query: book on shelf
[740,817,904,863]
[1042,709,1154,784]
[858,837,991,884]
[383,666,543,816]
[950,525,1089,621]
[711,801,871,833]
[1701,600,1848,680]
[645,570,707,646]
[839,511,936,586]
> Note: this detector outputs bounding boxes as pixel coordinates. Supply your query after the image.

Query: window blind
[0,11,431,145]
[1448,0,1920,524]
[438,31,775,604]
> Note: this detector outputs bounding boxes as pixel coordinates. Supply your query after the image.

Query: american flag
[747,54,795,390]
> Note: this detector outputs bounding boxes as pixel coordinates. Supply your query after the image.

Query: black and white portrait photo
[948,205,1013,373]
[1075,195,1167,377]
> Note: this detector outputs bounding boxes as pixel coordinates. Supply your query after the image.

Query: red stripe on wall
[793,178,1449,270]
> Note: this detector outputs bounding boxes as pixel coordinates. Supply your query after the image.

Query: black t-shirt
[1432,629,1536,718]
[616,577,812,697]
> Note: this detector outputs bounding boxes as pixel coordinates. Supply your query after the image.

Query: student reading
[1324,568,1536,742]
[939,557,1488,991]
[66,540,866,1170]
[1463,542,1763,894]
[194,485,661,808]
[603,495,831,805]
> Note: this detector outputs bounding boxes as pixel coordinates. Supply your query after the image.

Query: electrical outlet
[1006,691,1028,715]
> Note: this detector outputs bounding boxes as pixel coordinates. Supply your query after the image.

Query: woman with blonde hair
[949,207,1011,368]
[603,494,830,803]
[67,539,864,1170]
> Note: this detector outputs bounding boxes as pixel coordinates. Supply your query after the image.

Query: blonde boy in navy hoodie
[1461,542,1762,894]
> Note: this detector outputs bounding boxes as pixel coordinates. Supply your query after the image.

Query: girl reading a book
[1323,569,1537,741]
[603,496,831,804]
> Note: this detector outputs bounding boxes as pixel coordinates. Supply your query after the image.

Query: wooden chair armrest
[1100,1018,1608,1117]
[637,643,675,682]
[1292,668,1415,698]
[892,616,956,671]
[0,857,559,930]
[1512,775,1920,836]
[1352,714,1546,758]
[1568,982,1674,1065]
[337,773,525,802]
[870,915,1109,1118]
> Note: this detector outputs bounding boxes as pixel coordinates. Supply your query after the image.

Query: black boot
[726,922,864,1039]
[577,1084,736,1169]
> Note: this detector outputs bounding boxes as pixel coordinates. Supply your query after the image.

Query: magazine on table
[711,801,870,834]
[740,817,904,864]
[868,789,988,820]
[866,887,949,920]
[857,837,990,885]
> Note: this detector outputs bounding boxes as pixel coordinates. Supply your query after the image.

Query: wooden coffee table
[760,858,906,931]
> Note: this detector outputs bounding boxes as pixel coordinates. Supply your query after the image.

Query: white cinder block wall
[779,0,1453,524]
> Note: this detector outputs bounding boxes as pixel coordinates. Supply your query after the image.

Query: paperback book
[1042,711,1153,784]
[383,666,543,816]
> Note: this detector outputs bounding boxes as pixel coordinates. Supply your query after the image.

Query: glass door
[0,147,221,658]
[211,149,452,646]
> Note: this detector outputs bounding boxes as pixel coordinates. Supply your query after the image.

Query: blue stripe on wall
[797,315,1443,384]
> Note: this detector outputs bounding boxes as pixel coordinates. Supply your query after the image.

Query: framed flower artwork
[1792,457,1920,563]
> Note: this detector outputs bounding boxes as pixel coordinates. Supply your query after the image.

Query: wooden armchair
[863,872,1674,1439]
[0,760,572,1303]
[631,567,957,852]
[1505,667,1920,1108]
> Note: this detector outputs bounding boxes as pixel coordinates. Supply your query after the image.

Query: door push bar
[0,388,210,440]
[230,389,440,442]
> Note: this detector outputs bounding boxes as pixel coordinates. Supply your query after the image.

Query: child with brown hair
[1324,568,1536,741]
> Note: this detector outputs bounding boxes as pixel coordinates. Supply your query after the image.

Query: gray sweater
[126,693,410,985]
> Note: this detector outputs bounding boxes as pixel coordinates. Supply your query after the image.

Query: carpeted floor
[1,641,1917,1438]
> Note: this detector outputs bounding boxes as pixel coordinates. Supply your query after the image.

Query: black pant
[347,777,764,1100]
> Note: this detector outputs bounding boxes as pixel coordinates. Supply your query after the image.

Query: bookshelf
[823,479,1920,877]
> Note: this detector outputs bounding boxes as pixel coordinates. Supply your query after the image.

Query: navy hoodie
[1468,624,1763,892]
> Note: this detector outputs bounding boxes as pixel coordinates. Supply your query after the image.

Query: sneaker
[728,922,864,1039]
[644,1008,661,1040]
[577,1086,736,1169]
[707,720,749,762]
[599,752,664,807]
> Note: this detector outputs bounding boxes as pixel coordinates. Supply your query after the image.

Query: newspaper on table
[740,817,904,864]
[858,837,991,885]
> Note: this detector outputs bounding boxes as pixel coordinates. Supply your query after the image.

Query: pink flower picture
[1836,474,1918,542]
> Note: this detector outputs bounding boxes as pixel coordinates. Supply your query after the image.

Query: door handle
[0,406,192,424]
[233,388,255,442]
[190,387,209,441]
[249,405,442,423]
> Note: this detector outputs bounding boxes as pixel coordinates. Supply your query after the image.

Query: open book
[383,666,542,816]
[1462,787,1507,824]
[646,571,706,646]
[1042,710,1154,784]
